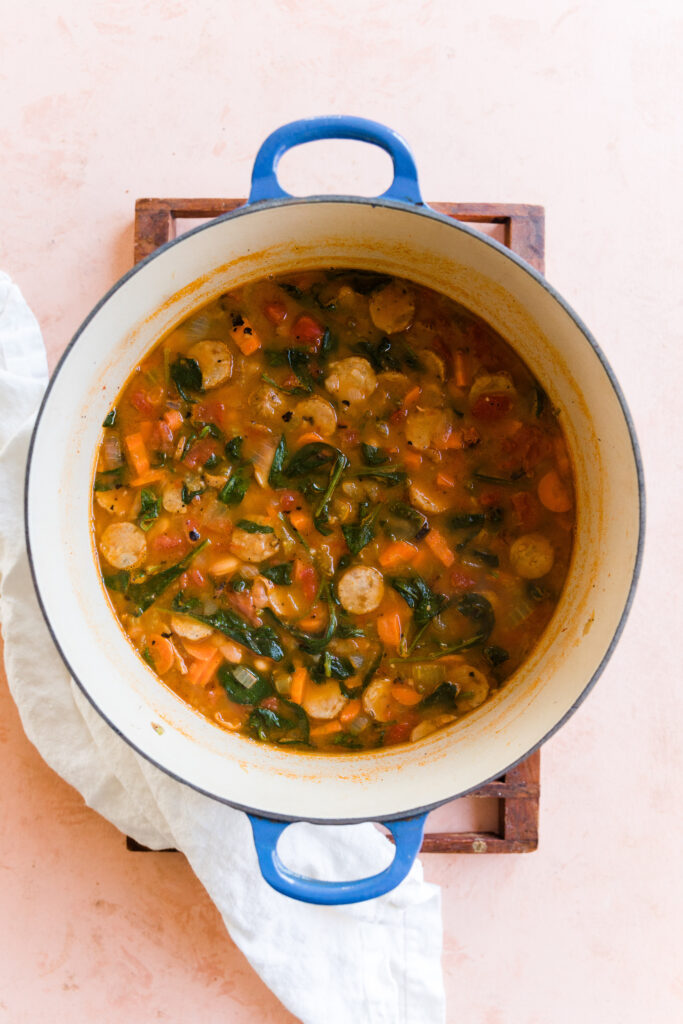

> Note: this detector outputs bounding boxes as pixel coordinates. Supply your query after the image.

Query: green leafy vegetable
[261,563,293,585]
[471,549,499,568]
[449,512,486,530]
[285,442,338,478]
[229,574,253,593]
[94,467,125,491]
[268,435,289,488]
[102,408,117,427]
[141,646,155,668]
[342,501,382,555]
[224,435,244,461]
[353,466,406,487]
[311,652,355,683]
[125,541,208,615]
[236,520,274,534]
[421,682,460,708]
[484,644,510,667]
[361,443,389,466]
[218,664,272,705]
[181,482,204,505]
[389,575,449,625]
[138,488,159,531]
[218,470,249,506]
[248,699,310,744]
[319,327,336,359]
[456,592,495,638]
[103,570,130,594]
[313,450,349,535]
[199,422,223,440]
[170,357,203,402]
[386,502,429,541]
[333,733,363,749]
[472,471,515,486]
[172,593,284,660]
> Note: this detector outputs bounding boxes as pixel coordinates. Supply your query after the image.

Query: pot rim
[24,195,646,824]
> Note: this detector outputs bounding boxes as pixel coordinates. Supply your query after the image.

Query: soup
[92,270,575,752]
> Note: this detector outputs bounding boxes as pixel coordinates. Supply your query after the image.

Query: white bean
[410,714,457,742]
[171,615,214,641]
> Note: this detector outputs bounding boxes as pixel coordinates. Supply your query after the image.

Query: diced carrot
[163,408,184,433]
[138,421,154,442]
[296,431,325,447]
[404,385,422,408]
[182,637,220,662]
[454,349,470,388]
[377,611,403,647]
[231,319,261,356]
[147,635,175,675]
[379,540,418,569]
[425,528,455,567]
[289,666,309,705]
[186,649,221,687]
[296,605,326,632]
[129,468,166,487]
[436,471,455,488]
[124,432,150,477]
[310,721,343,738]
[537,469,573,513]
[289,510,314,533]
[216,639,244,663]
[339,699,362,725]
[391,684,422,707]
[404,450,423,471]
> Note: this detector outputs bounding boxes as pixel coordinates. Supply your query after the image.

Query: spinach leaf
[361,443,389,466]
[356,336,401,373]
[456,592,495,638]
[126,540,208,615]
[198,422,223,440]
[472,471,515,486]
[471,549,499,568]
[484,644,509,667]
[261,563,293,585]
[389,633,485,662]
[342,501,382,555]
[285,442,338,478]
[94,467,126,491]
[229,574,252,593]
[421,682,460,708]
[311,652,355,683]
[389,575,449,625]
[172,596,284,660]
[103,570,130,594]
[267,581,337,654]
[286,348,315,393]
[223,435,244,461]
[313,450,348,535]
[170,356,203,402]
[138,488,159,531]
[333,733,363,749]
[248,699,310,744]
[449,512,486,530]
[218,469,249,506]
[102,408,117,427]
[319,327,336,359]
[386,502,429,541]
[279,282,303,298]
[181,482,204,505]
[218,664,272,705]
[353,466,406,487]
[268,435,289,488]
[236,520,274,534]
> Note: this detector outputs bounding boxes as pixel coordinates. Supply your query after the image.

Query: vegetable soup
[93,270,575,751]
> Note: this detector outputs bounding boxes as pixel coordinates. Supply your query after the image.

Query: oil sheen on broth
[92,270,575,752]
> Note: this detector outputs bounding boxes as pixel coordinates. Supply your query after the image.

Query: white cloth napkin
[0,271,445,1024]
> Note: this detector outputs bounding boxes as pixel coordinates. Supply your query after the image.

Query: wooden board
[127,197,544,856]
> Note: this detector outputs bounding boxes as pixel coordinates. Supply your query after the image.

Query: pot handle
[247,811,428,905]
[248,115,423,206]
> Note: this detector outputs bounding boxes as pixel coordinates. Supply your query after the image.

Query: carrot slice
[289,510,314,533]
[231,320,261,356]
[537,469,572,513]
[310,721,343,738]
[391,684,422,707]
[123,432,150,477]
[404,451,423,471]
[404,385,422,408]
[147,635,175,675]
[289,666,309,705]
[377,611,403,647]
[129,469,166,487]
[454,350,470,388]
[339,699,362,725]
[182,637,220,662]
[378,540,418,569]
[163,408,184,433]
[186,650,221,687]
[436,472,455,489]
[425,528,455,567]
[296,431,325,447]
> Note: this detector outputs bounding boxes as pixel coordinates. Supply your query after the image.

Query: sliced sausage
[337,566,385,614]
[189,340,233,389]
[324,357,377,404]
[98,522,147,570]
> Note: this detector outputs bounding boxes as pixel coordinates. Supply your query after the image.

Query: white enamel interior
[26,200,641,822]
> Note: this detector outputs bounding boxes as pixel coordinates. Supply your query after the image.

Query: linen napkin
[0,271,446,1024]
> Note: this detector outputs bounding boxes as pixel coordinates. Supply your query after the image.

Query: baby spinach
[332,733,363,749]
[342,501,382,555]
[389,575,449,625]
[229,574,253,593]
[268,435,289,488]
[94,467,126,491]
[261,563,293,585]
[218,664,272,705]
[353,466,406,487]
[218,469,249,506]
[361,443,389,466]
[449,512,486,530]
[471,549,499,568]
[138,488,159,531]
[236,520,274,534]
[285,442,338,478]
[103,570,130,594]
[125,541,208,615]
[484,644,509,667]
[456,592,495,639]
[198,422,223,440]
[421,682,460,708]
[248,699,310,744]
[181,482,204,505]
[170,356,203,402]
[224,435,243,461]
[313,449,348,535]
[102,408,117,427]
[172,595,284,661]
[311,652,355,683]
[385,502,429,541]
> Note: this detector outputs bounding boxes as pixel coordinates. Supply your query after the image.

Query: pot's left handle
[248,115,423,206]
[247,812,428,905]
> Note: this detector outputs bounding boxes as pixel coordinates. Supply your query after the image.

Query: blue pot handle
[248,812,429,905]
[248,115,423,206]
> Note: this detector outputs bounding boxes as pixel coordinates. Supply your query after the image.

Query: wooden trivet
[127,197,544,855]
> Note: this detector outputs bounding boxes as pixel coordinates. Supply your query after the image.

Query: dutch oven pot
[26,117,644,905]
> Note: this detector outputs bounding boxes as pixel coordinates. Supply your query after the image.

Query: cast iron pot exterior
[26,118,643,903]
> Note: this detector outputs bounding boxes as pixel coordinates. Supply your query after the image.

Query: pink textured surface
[1,2,681,1022]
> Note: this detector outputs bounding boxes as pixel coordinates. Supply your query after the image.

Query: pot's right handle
[248,115,423,206]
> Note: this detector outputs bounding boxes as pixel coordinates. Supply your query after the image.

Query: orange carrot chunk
[339,699,362,725]
[147,635,175,675]
[310,721,343,738]
[454,349,470,388]
[391,684,422,706]
[186,650,221,687]
[123,432,150,477]
[538,469,573,513]
[377,611,403,647]
[425,528,455,567]
[378,540,418,569]
[290,666,309,705]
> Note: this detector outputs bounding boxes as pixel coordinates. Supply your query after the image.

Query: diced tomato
[384,715,419,746]
[227,589,259,625]
[189,568,205,587]
[279,490,298,511]
[192,400,225,428]
[183,438,218,469]
[292,314,324,350]
[450,569,477,590]
[471,392,513,421]
[129,388,162,415]
[264,301,288,324]
[342,428,360,445]
[294,558,317,602]
[155,419,174,447]
[150,533,187,556]
[260,696,280,712]
[390,406,408,425]
[511,490,541,530]
[502,423,552,472]
[479,489,503,508]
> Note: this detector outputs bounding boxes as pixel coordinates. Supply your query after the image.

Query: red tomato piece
[227,589,259,625]
[193,401,225,427]
[292,314,324,350]
[150,533,187,555]
[471,392,513,421]
[129,389,161,415]
[479,489,503,508]
[264,301,288,324]
[390,406,408,425]
[502,423,552,472]
[155,419,174,447]
[183,438,218,469]
[294,558,317,602]
[260,696,280,711]
[450,569,477,590]
[384,715,419,746]
[511,491,542,530]
[279,490,298,511]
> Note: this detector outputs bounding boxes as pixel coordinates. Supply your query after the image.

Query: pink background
[2,2,681,1021]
